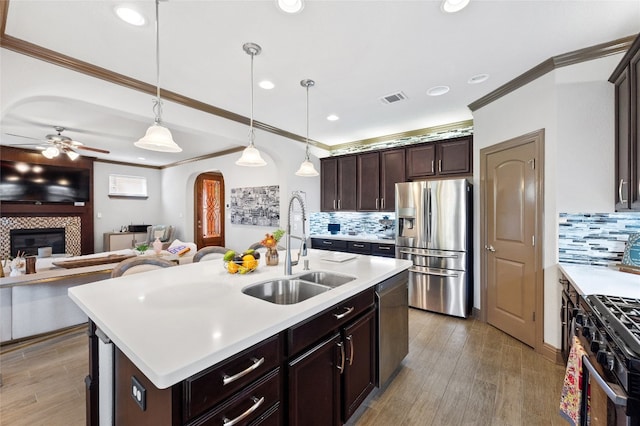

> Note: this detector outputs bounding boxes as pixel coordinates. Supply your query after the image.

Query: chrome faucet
[285,193,308,275]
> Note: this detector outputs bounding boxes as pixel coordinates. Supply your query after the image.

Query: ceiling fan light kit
[236,42,267,167]
[135,0,182,154]
[295,78,319,177]
[276,0,304,14]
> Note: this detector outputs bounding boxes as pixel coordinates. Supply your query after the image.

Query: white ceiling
[1,0,639,166]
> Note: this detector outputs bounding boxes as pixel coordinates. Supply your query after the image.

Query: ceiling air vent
[380,91,407,105]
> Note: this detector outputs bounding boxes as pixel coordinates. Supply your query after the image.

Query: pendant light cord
[305,83,310,159]
[153,0,163,124]
[248,50,256,146]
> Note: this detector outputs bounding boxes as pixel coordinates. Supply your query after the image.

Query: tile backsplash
[558,213,640,266]
[310,212,395,236]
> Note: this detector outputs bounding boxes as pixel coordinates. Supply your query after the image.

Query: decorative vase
[153,237,163,254]
[265,247,279,266]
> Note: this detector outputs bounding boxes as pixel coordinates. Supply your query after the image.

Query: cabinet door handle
[438,160,442,173]
[337,342,345,374]
[375,198,379,209]
[381,198,385,209]
[338,199,341,210]
[619,179,628,204]
[222,357,265,385]
[222,396,265,426]
[346,334,354,366]
[431,160,434,174]
[333,306,355,320]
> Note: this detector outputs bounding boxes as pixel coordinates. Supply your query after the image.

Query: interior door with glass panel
[195,172,225,249]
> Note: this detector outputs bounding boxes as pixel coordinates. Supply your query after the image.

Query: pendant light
[236,43,267,167]
[134,0,182,153]
[295,79,319,177]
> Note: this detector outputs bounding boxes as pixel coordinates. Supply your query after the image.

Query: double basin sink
[242,271,356,305]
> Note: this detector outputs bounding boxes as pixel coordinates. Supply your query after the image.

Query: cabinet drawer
[184,333,284,421]
[288,288,375,356]
[311,238,348,251]
[347,241,371,254]
[187,369,281,426]
[371,243,395,258]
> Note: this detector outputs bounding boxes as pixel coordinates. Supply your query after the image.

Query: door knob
[484,245,496,252]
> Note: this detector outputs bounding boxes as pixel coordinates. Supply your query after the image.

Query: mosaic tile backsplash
[558,213,640,266]
[310,212,396,237]
[0,216,82,257]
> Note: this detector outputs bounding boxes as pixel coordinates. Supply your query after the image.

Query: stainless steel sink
[296,271,356,288]
[242,279,332,305]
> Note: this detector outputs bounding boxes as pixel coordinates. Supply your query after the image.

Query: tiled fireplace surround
[0,216,82,257]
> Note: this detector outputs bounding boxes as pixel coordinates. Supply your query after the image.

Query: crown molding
[468,34,637,112]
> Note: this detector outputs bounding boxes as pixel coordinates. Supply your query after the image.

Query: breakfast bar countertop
[68,249,412,389]
[558,263,640,298]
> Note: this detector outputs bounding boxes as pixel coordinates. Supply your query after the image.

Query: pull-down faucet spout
[285,193,307,275]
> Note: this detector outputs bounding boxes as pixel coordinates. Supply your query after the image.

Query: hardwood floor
[0,309,566,425]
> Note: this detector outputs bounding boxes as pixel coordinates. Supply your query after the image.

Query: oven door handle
[582,355,628,407]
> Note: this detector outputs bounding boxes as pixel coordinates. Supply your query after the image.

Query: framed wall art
[229,185,280,226]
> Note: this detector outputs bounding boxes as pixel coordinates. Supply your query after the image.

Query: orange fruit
[227,261,239,274]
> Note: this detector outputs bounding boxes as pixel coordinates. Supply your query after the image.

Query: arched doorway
[194,172,225,249]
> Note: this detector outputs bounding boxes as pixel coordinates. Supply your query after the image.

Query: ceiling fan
[5,126,110,160]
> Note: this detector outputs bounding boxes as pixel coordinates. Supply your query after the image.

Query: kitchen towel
[559,336,589,426]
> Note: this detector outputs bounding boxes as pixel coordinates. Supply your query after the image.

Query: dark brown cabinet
[311,238,395,258]
[321,155,357,211]
[287,289,376,426]
[406,135,472,179]
[611,33,640,211]
[356,149,405,212]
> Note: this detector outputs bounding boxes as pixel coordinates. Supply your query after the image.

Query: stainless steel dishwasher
[376,270,409,387]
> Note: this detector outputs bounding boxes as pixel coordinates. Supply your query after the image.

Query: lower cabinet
[311,238,395,258]
[287,289,376,425]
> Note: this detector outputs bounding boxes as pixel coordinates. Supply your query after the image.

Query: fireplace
[1,216,82,257]
[10,228,66,257]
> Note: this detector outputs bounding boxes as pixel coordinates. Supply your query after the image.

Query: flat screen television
[0,160,90,203]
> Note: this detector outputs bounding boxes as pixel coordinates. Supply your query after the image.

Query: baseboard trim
[540,342,563,365]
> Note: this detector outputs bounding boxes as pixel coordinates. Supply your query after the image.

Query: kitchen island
[69,249,412,425]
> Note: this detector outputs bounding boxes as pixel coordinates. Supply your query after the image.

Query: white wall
[93,162,163,252]
[93,134,321,254]
[472,53,622,348]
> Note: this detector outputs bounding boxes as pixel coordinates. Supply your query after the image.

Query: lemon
[227,261,239,274]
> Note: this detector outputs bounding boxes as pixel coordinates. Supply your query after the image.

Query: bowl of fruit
[223,249,260,274]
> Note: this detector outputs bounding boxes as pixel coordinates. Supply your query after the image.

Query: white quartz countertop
[310,234,396,243]
[558,263,640,298]
[69,249,411,389]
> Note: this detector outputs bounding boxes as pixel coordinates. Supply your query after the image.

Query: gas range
[580,294,640,402]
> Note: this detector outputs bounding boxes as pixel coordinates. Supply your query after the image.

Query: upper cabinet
[611,33,640,211]
[406,135,472,180]
[321,155,357,211]
[321,135,472,212]
[356,149,405,212]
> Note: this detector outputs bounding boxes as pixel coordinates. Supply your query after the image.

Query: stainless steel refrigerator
[395,179,472,318]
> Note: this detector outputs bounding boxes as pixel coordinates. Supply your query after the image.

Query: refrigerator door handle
[409,266,460,278]
[399,249,458,259]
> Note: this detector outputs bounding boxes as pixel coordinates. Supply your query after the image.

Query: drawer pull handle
[378,246,391,250]
[346,334,354,366]
[222,396,265,426]
[353,243,365,248]
[333,306,355,320]
[222,357,265,385]
[322,241,333,245]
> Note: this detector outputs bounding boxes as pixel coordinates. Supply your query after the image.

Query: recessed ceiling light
[327,114,340,121]
[427,86,450,96]
[468,73,489,84]
[441,0,470,13]
[115,6,146,26]
[276,0,304,14]
[137,157,146,160]
[259,80,275,90]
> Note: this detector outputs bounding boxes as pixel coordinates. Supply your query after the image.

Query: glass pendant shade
[135,124,182,152]
[236,143,267,166]
[295,158,318,176]
[66,150,80,160]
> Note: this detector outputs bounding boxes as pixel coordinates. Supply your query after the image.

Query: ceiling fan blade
[4,133,43,141]
[76,145,110,154]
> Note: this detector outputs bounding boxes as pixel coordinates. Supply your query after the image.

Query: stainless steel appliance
[395,179,472,318]
[573,294,640,425]
[375,270,409,387]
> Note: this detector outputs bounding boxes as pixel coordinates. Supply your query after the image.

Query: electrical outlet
[131,376,146,411]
